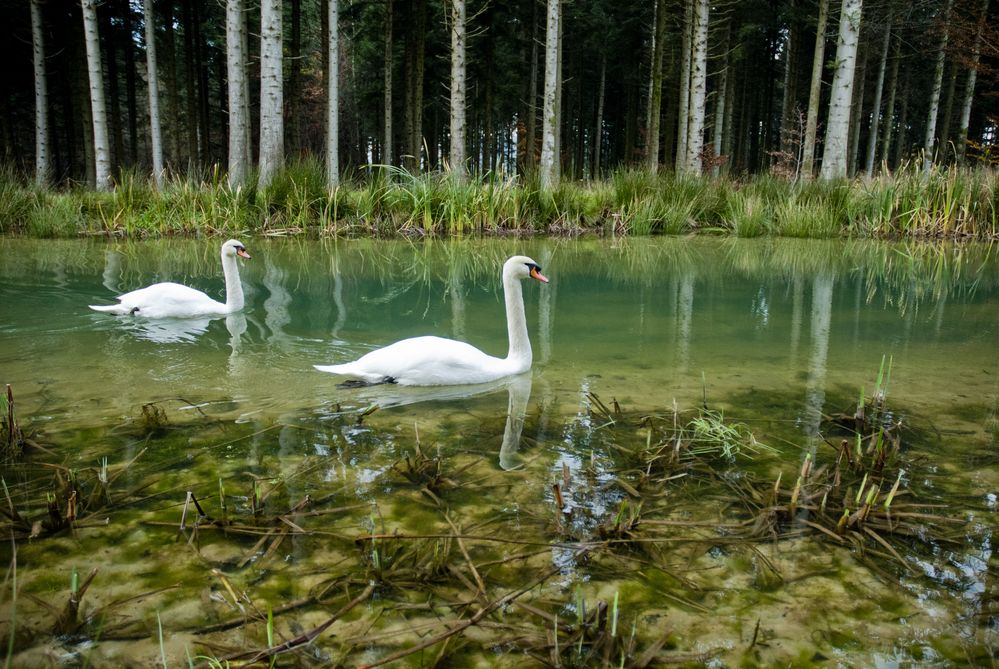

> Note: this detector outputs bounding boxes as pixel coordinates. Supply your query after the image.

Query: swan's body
[315,255,549,386]
[89,240,251,318]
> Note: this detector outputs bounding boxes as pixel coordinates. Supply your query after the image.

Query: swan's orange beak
[237,248,252,259]
[530,267,549,283]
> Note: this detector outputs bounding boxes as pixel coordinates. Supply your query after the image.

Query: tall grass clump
[722,190,770,237]
[258,158,328,232]
[772,196,841,237]
[0,167,42,234]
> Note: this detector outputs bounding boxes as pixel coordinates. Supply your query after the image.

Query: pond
[1,236,996,667]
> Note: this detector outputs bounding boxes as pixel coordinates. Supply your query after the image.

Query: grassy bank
[2,161,996,240]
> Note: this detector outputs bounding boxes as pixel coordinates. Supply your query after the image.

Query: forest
[1,0,997,236]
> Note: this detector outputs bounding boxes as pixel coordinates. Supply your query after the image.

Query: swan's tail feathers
[314,364,349,374]
[314,364,395,386]
[89,303,131,315]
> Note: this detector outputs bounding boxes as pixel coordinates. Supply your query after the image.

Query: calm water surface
[1,236,997,666]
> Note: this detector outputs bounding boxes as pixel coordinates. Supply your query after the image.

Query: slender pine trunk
[801,0,829,178]
[539,0,560,189]
[31,0,50,187]
[448,0,467,180]
[144,0,164,188]
[685,0,709,174]
[956,0,988,165]
[327,0,340,187]
[675,0,692,172]
[880,31,900,167]
[593,55,606,178]
[82,0,111,190]
[864,13,891,176]
[226,0,248,187]
[922,0,952,173]
[647,0,667,171]
[258,0,283,187]
[383,0,393,166]
[819,0,863,180]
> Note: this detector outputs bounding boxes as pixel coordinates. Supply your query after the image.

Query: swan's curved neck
[221,252,244,312]
[504,271,531,367]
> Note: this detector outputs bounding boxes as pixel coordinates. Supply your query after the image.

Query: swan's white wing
[91,282,224,318]
[315,335,514,386]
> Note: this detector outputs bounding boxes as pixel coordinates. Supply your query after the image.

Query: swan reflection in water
[113,311,249,346]
[334,372,533,471]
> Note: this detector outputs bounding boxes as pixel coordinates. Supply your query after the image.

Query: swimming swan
[314,255,549,386]
[89,239,251,318]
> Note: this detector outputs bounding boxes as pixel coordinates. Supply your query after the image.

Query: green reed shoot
[611,591,619,637]
[157,611,167,669]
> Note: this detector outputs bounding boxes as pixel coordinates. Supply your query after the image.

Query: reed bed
[1,162,996,240]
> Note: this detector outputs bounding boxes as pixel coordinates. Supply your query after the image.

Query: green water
[1,237,997,666]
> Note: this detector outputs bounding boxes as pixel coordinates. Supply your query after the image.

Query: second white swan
[314,255,549,386]
[89,239,251,318]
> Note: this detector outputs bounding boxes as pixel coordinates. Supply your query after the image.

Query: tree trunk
[122,0,138,166]
[848,50,866,177]
[647,0,667,171]
[226,0,248,187]
[879,31,900,167]
[31,0,50,187]
[675,0,692,171]
[288,0,301,157]
[779,3,799,157]
[712,19,731,178]
[722,61,735,174]
[258,0,283,187]
[144,0,164,188]
[864,13,891,176]
[82,0,112,190]
[406,0,426,171]
[327,0,340,187]
[684,0,709,174]
[922,0,952,173]
[193,0,210,163]
[894,64,910,166]
[448,0,466,180]
[180,0,198,164]
[938,61,957,162]
[383,0,393,166]
[539,0,560,189]
[956,0,989,165]
[819,0,863,180]
[103,4,123,172]
[801,0,829,178]
[528,0,539,171]
[593,54,606,178]
[162,0,181,166]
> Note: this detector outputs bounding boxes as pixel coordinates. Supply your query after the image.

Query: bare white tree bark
[144,0,164,188]
[327,0,340,186]
[258,0,284,188]
[539,0,560,189]
[956,0,989,165]
[82,0,111,191]
[923,0,953,173]
[864,13,891,176]
[820,0,863,180]
[675,0,692,172]
[802,0,829,178]
[31,0,49,187]
[226,0,248,187]
[684,0,709,174]
[448,0,467,180]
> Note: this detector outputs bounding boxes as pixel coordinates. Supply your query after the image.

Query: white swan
[315,255,549,386]
[89,239,251,318]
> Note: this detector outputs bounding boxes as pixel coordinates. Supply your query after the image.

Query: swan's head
[504,255,549,284]
[222,239,252,260]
